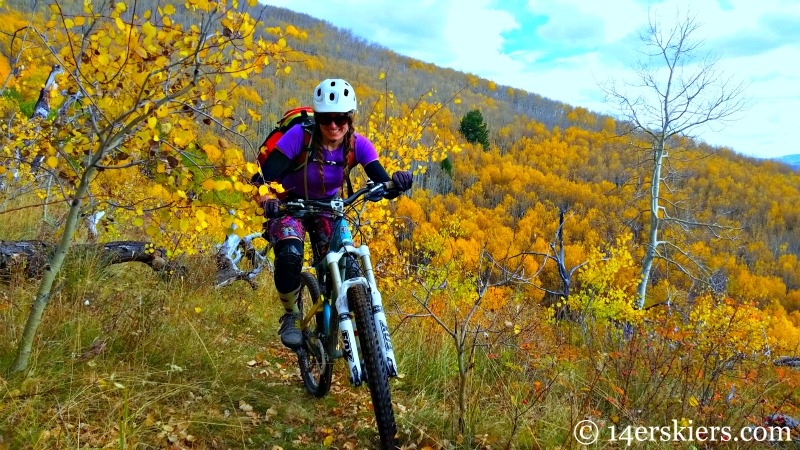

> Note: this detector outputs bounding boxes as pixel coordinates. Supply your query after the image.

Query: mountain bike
[282,181,400,449]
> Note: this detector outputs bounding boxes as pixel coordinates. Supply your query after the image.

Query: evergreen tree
[440,156,453,176]
[459,109,490,150]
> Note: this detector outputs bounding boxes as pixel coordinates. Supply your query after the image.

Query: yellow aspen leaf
[211,104,224,118]
[142,22,156,39]
[163,3,176,14]
[234,226,247,238]
[323,435,333,446]
[202,144,222,162]
[247,109,262,121]
[379,72,385,80]
[216,90,228,101]
[97,54,110,66]
[236,123,247,133]
[214,180,231,191]
[115,2,126,13]
[0,166,6,175]
[688,396,699,407]
[46,156,58,168]
[64,18,74,29]
[134,46,148,59]
[201,178,216,190]
[156,105,169,118]
[283,66,291,74]
[258,185,269,196]
[269,182,285,193]
[133,218,144,227]
[147,117,157,129]
[115,16,125,31]
[248,0,258,6]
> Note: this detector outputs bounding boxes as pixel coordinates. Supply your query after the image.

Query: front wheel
[349,284,397,449]
[296,271,333,397]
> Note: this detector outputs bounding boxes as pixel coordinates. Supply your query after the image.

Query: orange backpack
[257,106,315,168]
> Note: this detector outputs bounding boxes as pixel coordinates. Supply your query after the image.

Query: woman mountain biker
[252,78,413,349]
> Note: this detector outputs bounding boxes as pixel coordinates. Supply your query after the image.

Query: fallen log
[0,240,184,280]
[774,356,800,367]
[0,240,51,279]
[215,232,271,289]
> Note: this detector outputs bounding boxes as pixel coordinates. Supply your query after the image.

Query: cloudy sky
[260,0,800,159]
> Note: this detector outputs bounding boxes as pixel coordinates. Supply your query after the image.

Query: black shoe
[278,313,302,349]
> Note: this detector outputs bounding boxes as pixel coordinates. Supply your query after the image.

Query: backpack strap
[344,135,355,197]
[301,125,314,201]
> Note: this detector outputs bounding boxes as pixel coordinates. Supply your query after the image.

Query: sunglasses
[316,113,350,126]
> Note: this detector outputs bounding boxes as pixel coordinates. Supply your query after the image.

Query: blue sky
[260,0,800,159]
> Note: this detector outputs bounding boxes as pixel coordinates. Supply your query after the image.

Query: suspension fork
[327,245,399,385]
[344,245,399,378]
[326,253,361,386]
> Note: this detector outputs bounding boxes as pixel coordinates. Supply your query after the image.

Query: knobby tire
[296,271,333,397]
[349,283,397,449]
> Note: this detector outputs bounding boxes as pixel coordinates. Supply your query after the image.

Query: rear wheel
[349,284,397,449]
[296,271,333,397]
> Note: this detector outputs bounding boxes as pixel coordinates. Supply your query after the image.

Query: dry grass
[2,200,797,449]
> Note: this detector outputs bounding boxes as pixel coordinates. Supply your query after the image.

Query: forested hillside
[3,1,800,449]
[254,4,800,313]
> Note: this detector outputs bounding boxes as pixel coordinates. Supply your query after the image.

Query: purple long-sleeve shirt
[275,124,379,199]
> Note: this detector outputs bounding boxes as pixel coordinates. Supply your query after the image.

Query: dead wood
[0,240,184,280]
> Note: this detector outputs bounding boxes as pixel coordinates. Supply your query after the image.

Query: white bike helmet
[312,78,357,113]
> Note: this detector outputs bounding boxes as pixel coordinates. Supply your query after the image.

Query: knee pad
[274,239,304,293]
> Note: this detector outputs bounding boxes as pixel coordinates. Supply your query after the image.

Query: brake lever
[366,182,389,202]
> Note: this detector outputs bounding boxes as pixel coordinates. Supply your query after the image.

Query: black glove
[391,170,413,191]
[264,198,281,219]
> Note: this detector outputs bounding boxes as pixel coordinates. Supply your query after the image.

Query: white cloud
[260,0,800,158]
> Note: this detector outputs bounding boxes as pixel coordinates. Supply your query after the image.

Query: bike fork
[336,279,363,386]
[352,248,399,378]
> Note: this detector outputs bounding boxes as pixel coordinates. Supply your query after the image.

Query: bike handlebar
[281,181,398,215]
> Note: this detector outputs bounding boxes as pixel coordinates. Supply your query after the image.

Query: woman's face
[317,113,350,143]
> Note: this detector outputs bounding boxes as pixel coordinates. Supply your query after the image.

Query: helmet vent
[344,89,350,97]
